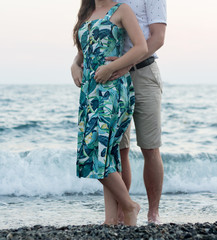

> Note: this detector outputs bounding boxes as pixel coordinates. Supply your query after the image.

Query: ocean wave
[13,121,41,130]
[0,149,217,197]
[210,123,217,128]
[130,152,217,195]
[0,98,14,103]
[6,120,77,132]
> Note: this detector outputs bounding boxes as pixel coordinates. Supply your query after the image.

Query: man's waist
[130,56,155,72]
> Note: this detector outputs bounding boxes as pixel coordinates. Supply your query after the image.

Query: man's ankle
[148,210,159,220]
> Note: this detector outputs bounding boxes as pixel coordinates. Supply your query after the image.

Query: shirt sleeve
[146,0,167,25]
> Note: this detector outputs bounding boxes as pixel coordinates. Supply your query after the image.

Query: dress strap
[105,3,123,21]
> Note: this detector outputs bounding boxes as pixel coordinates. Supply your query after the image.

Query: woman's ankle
[122,201,136,213]
[103,217,118,225]
[123,202,140,226]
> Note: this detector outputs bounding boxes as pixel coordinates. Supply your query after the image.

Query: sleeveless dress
[77,3,135,179]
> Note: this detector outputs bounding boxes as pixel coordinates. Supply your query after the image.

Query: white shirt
[115,0,167,55]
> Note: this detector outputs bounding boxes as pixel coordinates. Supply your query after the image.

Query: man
[111,0,167,223]
[71,0,167,223]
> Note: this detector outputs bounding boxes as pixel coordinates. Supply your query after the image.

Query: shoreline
[1,222,216,240]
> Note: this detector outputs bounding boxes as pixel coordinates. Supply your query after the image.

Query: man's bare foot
[123,202,140,226]
[148,212,161,224]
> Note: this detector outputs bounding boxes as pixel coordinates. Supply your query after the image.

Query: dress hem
[77,169,121,180]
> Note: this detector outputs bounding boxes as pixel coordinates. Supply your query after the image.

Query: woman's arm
[71,51,83,87]
[94,4,148,83]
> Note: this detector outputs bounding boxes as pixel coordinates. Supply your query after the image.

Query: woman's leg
[103,186,118,225]
[99,171,140,226]
[103,173,125,225]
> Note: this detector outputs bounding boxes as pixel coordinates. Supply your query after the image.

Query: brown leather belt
[130,56,155,72]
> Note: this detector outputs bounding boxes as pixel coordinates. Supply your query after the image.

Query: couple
[71,0,166,226]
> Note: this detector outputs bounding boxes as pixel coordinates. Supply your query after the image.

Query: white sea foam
[0,149,101,196]
[0,149,217,197]
[130,152,217,194]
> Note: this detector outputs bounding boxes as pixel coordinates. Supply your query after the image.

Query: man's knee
[141,148,160,161]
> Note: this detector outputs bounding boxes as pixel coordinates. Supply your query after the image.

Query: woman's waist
[83,54,122,68]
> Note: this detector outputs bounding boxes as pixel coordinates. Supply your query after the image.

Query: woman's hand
[94,65,113,84]
[109,65,132,80]
[71,63,83,88]
[105,57,133,80]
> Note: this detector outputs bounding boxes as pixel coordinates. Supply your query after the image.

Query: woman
[73,0,148,225]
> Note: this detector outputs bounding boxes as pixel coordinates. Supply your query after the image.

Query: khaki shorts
[119,61,162,150]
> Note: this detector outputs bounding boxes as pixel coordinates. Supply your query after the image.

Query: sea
[0,84,217,229]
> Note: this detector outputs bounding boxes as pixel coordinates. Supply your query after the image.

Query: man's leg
[120,148,131,191]
[119,124,132,191]
[142,148,163,222]
[132,62,163,223]
[120,146,163,223]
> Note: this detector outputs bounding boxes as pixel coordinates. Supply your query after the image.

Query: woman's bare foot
[117,205,124,225]
[118,214,124,225]
[123,202,140,226]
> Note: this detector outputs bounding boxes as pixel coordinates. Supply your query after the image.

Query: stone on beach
[0,222,216,240]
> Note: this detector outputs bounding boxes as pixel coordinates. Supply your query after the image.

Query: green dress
[77,3,135,179]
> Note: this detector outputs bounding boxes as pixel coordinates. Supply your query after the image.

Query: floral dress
[77,3,135,179]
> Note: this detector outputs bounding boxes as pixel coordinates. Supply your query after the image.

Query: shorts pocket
[148,62,163,92]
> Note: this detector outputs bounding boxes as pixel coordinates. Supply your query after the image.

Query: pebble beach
[1,222,217,240]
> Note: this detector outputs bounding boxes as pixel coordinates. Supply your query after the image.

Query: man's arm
[138,23,166,63]
[71,51,83,87]
[107,23,166,80]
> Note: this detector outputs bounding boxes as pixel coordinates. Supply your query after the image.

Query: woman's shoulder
[117,2,133,13]
[116,2,135,18]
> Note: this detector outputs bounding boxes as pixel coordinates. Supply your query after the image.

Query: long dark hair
[73,0,95,51]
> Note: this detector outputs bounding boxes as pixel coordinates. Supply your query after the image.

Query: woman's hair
[73,0,95,51]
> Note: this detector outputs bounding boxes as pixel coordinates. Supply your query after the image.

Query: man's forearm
[136,23,166,64]
[136,35,164,64]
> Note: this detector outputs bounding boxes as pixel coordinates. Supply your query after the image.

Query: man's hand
[71,63,83,88]
[105,57,133,80]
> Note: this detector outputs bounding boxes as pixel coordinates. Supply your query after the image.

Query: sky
[0,0,216,85]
